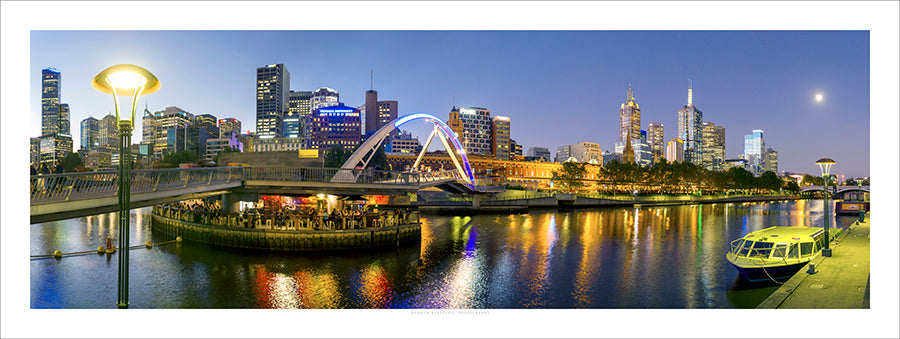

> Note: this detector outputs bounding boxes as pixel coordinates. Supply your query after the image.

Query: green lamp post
[815,158,835,257]
[92,64,160,308]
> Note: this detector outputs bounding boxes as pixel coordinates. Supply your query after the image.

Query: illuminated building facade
[619,84,642,144]
[743,129,765,175]
[558,142,601,163]
[386,130,421,154]
[491,116,511,160]
[144,107,194,158]
[702,121,726,171]
[666,138,684,163]
[677,82,703,166]
[41,68,61,136]
[764,147,778,173]
[218,118,242,139]
[306,104,362,152]
[527,147,551,162]
[286,90,312,139]
[311,87,339,111]
[648,122,664,163]
[448,106,493,157]
[80,117,100,151]
[256,64,290,138]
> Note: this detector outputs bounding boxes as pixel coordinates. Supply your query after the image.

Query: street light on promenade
[815,157,835,257]
[92,64,160,308]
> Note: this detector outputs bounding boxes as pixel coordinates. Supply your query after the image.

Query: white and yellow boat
[726,226,839,283]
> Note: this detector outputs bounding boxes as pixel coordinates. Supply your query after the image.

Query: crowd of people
[30,160,66,195]
[153,199,417,231]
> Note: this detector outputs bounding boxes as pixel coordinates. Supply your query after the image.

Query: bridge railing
[245,167,423,186]
[30,167,244,204]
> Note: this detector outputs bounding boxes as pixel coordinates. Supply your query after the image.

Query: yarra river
[30,199,857,308]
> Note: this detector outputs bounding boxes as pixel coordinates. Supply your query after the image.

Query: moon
[815,93,823,102]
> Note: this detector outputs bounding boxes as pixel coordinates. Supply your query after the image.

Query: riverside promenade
[757,212,870,309]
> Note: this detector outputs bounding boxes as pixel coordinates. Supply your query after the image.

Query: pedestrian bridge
[798,185,870,194]
[30,166,465,224]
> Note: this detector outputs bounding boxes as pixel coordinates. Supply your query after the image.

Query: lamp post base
[117,302,129,309]
[822,248,832,257]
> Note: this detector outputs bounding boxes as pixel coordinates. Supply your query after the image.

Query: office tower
[41,68,61,136]
[447,106,493,156]
[30,137,41,166]
[98,115,119,150]
[702,121,726,171]
[306,104,362,152]
[491,116,511,160]
[285,90,312,139]
[363,89,378,134]
[80,117,100,151]
[557,142,601,163]
[39,134,72,165]
[256,64,290,138]
[677,81,703,166]
[666,138,684,163]
[57,103,70,136]
[648,122,664,163]
[619,84,642,144]
[633,130,653,166]
[145,107,195,158]
[764,147,778,173]
[510,139,523,159]
[218,118,242,139]
[195,114,219,138]
[311,87,339,111]
[743,129,765,175]
[386,130,421,154]
[527,147,551,162]
[376,101,398,132]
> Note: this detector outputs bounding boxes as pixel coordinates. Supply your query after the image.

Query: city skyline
[28,30,870,177]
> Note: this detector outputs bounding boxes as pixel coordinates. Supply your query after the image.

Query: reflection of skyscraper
[618,85,641,144]
[743,129,765,175]
[702,121,725,171]
[677,81,703,165]
[41,68,61,136]
[256,64,290,138]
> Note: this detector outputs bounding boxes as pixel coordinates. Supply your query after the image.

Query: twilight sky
[29,30,870,178]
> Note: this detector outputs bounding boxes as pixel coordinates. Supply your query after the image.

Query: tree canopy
[552,161,587,192]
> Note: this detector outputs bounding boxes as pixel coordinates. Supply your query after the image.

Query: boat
[836,190,869,215]
[726,226,839,283]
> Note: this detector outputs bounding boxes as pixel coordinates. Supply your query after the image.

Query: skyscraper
[491,116,511,160]
[448,106,493,156]
[764,147,778,173]
[145,107,194,158]
[677,81,703,166]
[285,90,312,139]
[80,117,100,151]
[376,101,398,132]
[701,121,726,171]
[41,68,61,136]
[363,89,378,134]
[743,129,765,175]
[666,138,684,163]
[218,118,242,139]
[57,103,70,136]
[256,64,290,138]
[647,122,664,163]
[99,114,119,150]
[306,104,362,152]
[618,84,642,145]
[311,87,339,111]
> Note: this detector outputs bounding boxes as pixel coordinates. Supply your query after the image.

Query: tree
[784,180,800,194]
[60,153,84,172]
[323,146,346,168]
[159,150,200,168]
[800,174,824,187]
[369,147,389,171]
[551,161,587,193]
[758,171,782,192]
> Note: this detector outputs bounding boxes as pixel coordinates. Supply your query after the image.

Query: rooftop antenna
[627,83,633,101]
[688,79,693,106]
[370,69,373,90]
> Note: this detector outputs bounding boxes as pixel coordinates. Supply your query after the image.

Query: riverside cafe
[238,194,396,229]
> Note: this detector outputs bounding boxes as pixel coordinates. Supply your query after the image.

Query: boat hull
[730,261,809,283]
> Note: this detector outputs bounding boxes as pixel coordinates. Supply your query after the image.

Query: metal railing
[31,167,243,204]
[244,166,425,186]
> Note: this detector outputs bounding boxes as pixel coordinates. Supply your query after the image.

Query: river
[30,199,857,308]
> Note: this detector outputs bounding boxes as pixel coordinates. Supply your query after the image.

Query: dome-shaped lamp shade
[815,157,836,177]
[92,64,160,97]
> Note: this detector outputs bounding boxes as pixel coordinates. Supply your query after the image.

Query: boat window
[738,240,754,256]
[730,239,744,254]
[788,243,799,258]
[771,243,788,259]
[749,241,773,258]
[815,236,826,253]
[800,242,813,257]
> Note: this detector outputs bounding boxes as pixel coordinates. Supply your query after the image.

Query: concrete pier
[757,213,870,309]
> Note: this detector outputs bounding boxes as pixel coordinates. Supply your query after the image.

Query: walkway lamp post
[815,158,835,257]
[92,64,160,308]
[857,179,865,222]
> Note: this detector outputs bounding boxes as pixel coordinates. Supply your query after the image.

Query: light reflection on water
[30,200,858,308]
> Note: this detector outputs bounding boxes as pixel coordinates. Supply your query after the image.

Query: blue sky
[30,30,869,177]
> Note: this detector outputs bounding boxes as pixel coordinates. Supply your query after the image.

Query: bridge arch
[339,113,475,184]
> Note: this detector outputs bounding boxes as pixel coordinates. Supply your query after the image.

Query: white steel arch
[338,113,474,184]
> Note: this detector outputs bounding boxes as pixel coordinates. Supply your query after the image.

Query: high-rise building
[363,89,378,134]
[41,68,61,136]
[764,147,778,173]
[619,84,642,144]
[256,64,290,138]
[677,81,703,166]
[30,137,41,166]
[218,118,241,139]
[666,138,684,163]
[701,121,726,171]
[376,101,398,132]
[80,117,100,151]
[144,107,194,158]
[311,87,339,111]
[386,130,421,154]
[557,142,601,163]
[39,134,72,165]
[527,147,551,162]
[633,130,653,166]
[306,104,362,152]
[285,90,312,139]
[195,114,219,138]
[509,139,523,160]
[57,103,70,136]
[448,106,493,156]
[491,116,511,160]
[98,115,119,150]
[743,129,765,175]
[647,122,664,163]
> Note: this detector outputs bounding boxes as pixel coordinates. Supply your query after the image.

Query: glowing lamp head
[815,157,836,177]
[92,64,160,97]
[316,193,326,199]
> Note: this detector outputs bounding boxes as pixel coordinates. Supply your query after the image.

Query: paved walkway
[757,213,870,308]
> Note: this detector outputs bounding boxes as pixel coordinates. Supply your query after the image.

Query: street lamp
[92,64,160,308]
[815,157,835,257]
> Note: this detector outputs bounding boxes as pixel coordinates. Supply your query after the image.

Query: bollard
[176,236,183,243]
[97,246,106,254]
[806,263,817,274]
[106,237,112,250]
[53,250,62,259]
[106,246,116,254]
[145,241,153,249]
